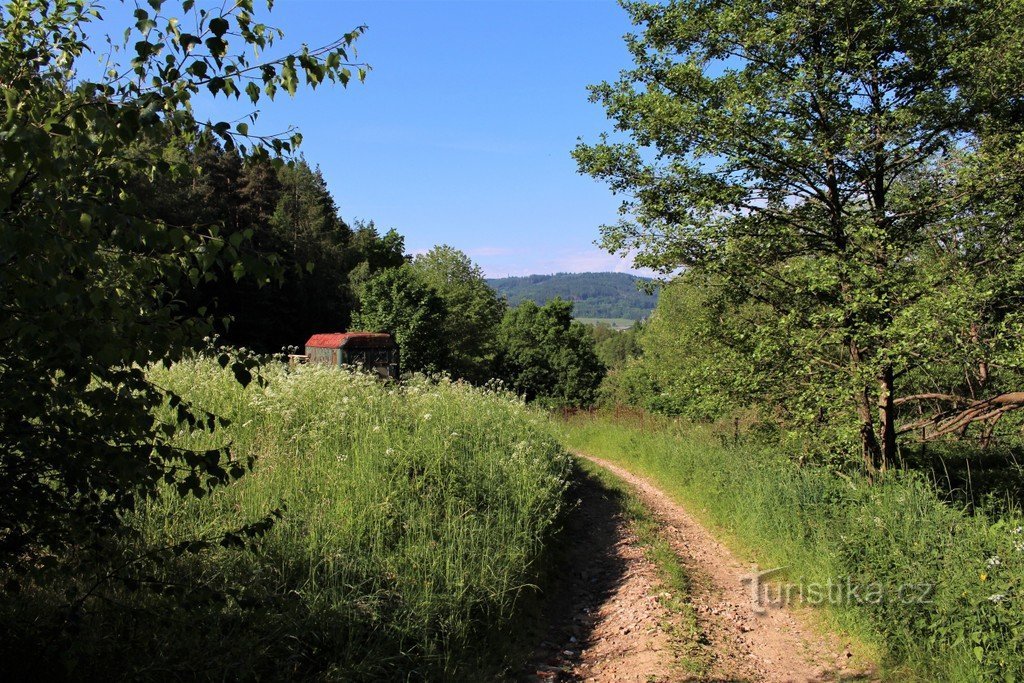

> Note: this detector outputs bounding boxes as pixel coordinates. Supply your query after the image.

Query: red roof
[305,332,395,349]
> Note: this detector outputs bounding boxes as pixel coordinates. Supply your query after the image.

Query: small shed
[304,332,399,379]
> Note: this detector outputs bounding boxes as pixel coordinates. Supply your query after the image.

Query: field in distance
[576,317,636,330]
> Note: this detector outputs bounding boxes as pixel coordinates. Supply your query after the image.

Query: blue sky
[93,0,644,277]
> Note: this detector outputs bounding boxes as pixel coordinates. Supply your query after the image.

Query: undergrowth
[560,412,1024,682]
[1,359,572,680]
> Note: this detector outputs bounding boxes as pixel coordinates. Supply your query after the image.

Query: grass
[2,359,572,680]
[560,411,1024,682]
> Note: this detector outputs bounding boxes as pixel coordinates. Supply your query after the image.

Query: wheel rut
[518,452,879,682]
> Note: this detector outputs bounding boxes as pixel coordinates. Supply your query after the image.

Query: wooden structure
[303,332,399,379]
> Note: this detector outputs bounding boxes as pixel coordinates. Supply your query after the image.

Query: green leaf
[232,364,252,388]
[179,33,201,52]
[209,17,229,38]
[205,37,226,58]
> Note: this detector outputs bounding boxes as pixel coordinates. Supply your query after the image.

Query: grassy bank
[560,412,1024,681]
[3,360,572,680]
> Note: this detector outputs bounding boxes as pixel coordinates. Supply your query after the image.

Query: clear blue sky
[97,0,645,277]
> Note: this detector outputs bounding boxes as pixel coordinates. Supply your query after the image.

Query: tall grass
[4,359,571,680]
[561,412,1024,681]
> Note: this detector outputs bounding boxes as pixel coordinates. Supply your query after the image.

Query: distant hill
[487,272,658,321]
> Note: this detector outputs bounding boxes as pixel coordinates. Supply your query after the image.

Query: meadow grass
[4,359,572,680]
[560,411,1024,681]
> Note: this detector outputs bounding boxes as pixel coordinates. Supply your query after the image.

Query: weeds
[1,360,571,680]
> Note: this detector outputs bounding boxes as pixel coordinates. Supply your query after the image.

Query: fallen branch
[896,392,1024,440]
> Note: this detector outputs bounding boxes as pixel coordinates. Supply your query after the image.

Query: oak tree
[576,0,1024,472]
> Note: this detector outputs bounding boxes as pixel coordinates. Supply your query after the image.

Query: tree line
[142,139,607,404]
[0,0,605,581]
[487,272,658,320]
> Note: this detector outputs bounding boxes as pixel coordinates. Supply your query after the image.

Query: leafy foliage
[412,246,506,383]
[589,320,641,372]
[576,0,1024,471]
[0,0,364,566]
[497,299,605,408]
[352,264,448,374]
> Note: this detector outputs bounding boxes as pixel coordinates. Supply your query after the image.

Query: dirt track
[519,452,878,682]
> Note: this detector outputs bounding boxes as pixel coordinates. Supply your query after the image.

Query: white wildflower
[987,555,1002,567]
[422,413,432,421]
[1014,526,1023,535]
[386,448,395,456]
[989,593,1006,604]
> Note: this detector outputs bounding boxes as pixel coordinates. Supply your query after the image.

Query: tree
[352,265,447,374]
[575,0,1024,473]
[0,0,365,567]
[411,246,505,383]
[146,147,411,352]
[496,299,605,407]
[590,321,641,372]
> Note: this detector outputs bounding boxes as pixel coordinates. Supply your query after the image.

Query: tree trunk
[857,385,883,479]
[971,322,989,392]
[877,365,895,471]
[850,339,883,478]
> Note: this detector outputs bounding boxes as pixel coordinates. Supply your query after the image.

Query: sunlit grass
[6,359,572,680]
[560,411,1024,682]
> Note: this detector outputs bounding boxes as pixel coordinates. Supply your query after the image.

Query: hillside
[487,272,658,321]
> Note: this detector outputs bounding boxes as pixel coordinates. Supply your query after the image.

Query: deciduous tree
[352,265,447,374]
[411,246,505,383]
[497,299,605,407]
[576,0,1024,472]
[0,0,365,565]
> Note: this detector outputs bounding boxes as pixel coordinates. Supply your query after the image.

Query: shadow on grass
[0,469,627,682]
[502,465,633,681]
[904,443,1024,513]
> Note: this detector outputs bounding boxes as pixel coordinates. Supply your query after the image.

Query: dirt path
[519,453,877,682]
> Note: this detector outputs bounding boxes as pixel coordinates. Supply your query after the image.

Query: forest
[3,0,1024,680]
[487,272,658,321]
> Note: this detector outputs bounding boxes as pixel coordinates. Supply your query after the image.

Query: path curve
[568,452,877,682]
